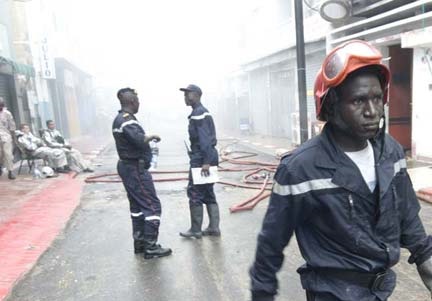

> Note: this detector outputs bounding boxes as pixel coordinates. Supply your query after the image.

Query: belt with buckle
[119,158,140,164]
[315,268,388,291]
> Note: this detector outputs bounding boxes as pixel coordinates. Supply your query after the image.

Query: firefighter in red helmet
[250,40,432,301]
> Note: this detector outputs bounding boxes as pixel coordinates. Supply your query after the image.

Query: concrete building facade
[221,0,432,161]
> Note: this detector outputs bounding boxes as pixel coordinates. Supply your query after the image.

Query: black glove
[417,257,432,299]
[251,292,275,301]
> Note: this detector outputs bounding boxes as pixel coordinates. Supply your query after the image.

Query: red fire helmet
[314,40,390,121]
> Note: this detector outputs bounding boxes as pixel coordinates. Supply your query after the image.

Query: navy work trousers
[117,160,161,238]
[187,169,217,206]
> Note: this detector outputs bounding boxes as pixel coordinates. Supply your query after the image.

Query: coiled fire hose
[85,142,283,213]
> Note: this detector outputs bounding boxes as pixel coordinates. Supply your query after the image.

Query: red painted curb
[417,187,432,204]
[0,174,83,300]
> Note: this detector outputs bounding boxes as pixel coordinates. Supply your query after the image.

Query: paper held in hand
[191,166,219,185]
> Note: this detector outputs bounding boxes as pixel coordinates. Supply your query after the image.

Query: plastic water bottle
[149,140,159,171]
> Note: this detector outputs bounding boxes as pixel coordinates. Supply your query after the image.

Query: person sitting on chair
[42,120,93,173]
[15,123,70,173]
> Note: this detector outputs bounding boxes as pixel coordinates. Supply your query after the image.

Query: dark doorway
[388,45,413,152]
[0,74,18,120]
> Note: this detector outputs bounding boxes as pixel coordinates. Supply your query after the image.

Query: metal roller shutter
[0,74,12,108]
[306,48,326,122]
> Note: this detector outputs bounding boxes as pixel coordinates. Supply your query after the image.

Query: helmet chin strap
[374,115,385,138]
[374,115,386,161]
[379,116,384,129]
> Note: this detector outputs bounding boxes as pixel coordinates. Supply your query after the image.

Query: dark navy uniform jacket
[188,103,218,168]
[112,110,152,168]
[250,123,432,301]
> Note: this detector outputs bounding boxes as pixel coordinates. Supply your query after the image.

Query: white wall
[240,0,332,64]
[0,24,11,59]
[240,0,291,63]
[412,47,432,160]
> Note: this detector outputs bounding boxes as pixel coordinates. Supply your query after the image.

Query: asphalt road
[6,135,432,301]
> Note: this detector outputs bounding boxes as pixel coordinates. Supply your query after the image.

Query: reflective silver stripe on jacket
[145,216,161,221]
[273,178,339,196]
[131,212,143,217]
[394,158,407,175]
[113,120,140,133]
[189,112,211,120]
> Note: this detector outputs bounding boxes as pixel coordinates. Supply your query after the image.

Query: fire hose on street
[85,142,283,213]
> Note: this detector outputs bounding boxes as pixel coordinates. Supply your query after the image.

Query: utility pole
[294,0,308,144]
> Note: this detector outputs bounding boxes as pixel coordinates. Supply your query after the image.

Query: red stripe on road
[0,174,83,300]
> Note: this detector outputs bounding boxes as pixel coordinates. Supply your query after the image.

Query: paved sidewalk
[0,135,109,224]
[0,173,83,300]
[0,135,110,300]
[219,132,295,158]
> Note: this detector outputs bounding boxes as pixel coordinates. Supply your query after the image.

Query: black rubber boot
[179,205,203,239]
[143,237,172,259]
[133,231,145,254]
[202,203,221,236]
[8,171,16,180]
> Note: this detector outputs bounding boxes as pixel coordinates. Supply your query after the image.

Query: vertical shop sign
[40,37,56,79]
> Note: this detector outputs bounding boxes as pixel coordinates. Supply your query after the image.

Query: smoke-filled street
[2,1,432,300]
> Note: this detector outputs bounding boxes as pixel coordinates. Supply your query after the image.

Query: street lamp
[295,0,308,144]
[319,0,352,22]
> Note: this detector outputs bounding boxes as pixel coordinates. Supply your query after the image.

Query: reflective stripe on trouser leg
[129,194,146,239]
[130,199,146,252]
[142,214,161,237]
[187,170,217,206]
[117,161,161,238]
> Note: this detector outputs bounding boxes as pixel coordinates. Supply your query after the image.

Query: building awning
[0,56,35,77]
